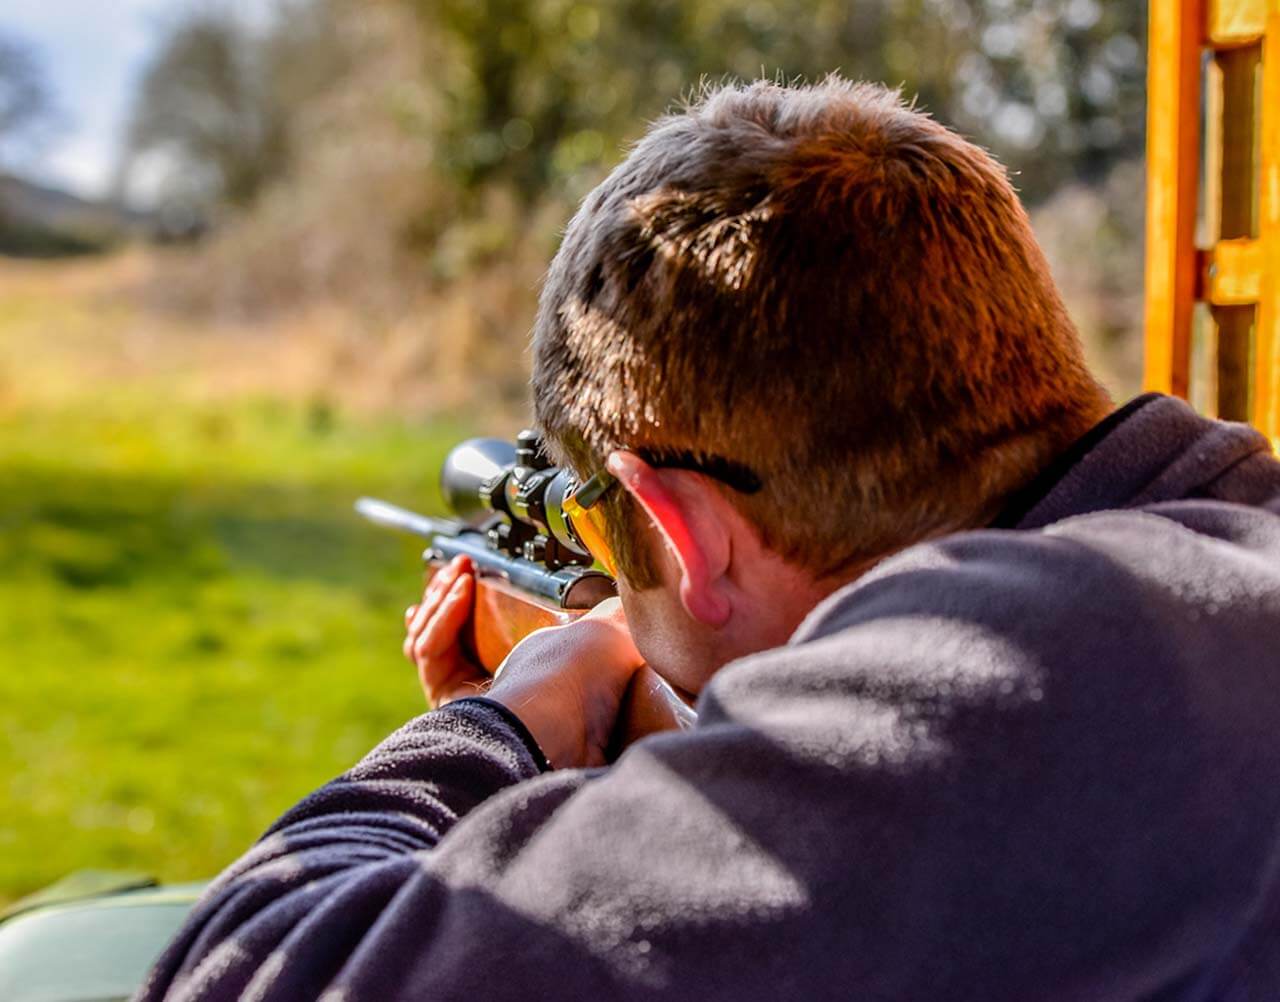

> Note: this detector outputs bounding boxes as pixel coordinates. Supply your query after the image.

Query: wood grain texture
[1207,0,1270,46]
[1144,0,1204,398]
[1203,239,1264,303]
[426,565,697,753]
[465,574,575,672]
[1209,45,1261,418]
[1256,10,1280,442]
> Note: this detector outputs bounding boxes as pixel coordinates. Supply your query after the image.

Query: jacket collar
[994,393,1273,531]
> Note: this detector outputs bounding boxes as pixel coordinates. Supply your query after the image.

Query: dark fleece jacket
[138,394,1280,1002]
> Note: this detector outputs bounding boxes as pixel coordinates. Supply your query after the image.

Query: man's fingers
[416,564,455,623]
[405,587,441,654]
[424,562,455,603]
[405,598,436,656]
[416,573,473,661]
[404,556,469,658]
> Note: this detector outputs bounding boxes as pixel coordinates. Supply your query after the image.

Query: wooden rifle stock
[427,565,697,756]
[355,495,696,755]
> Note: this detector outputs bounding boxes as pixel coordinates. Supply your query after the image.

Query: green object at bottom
[0,872,205,1002]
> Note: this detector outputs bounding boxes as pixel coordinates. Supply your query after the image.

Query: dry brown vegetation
[63,0,1146,426]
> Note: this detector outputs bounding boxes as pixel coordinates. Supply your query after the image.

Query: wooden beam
[1206,0,1268,46]
[1144,0,1204,398]
[1210,45,1260,418]
[1256,10,1280,442]
[1202,239,1264,303]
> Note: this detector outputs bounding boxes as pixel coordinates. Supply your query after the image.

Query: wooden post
[1145,0,1279,449]
[1257,8,1280,442]
[1209,45,1259,421]
[1143,0,1204,399]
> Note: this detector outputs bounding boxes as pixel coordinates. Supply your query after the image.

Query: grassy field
[0,255,486,905]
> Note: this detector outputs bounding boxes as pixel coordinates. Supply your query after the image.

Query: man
[140,78,1280,1001]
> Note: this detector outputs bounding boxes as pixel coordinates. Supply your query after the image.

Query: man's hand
[404,554,488,707]
[405,562,662,768]
[487,598,646,770]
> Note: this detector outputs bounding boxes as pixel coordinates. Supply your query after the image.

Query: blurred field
[0,0,1156,915]
[0,254,483,905]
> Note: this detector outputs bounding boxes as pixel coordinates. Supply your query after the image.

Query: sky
[2,0,271,201]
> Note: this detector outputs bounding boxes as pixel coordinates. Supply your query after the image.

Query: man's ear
[606,450,733,627]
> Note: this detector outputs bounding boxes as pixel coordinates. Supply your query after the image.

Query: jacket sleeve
[135,697,566,999]
[138,508,1280,1002]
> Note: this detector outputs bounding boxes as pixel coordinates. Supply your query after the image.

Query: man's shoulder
[706,499,1280,739]
[794,499,1280,649]
[700,498,1280,833]
[689,500,1280,1002]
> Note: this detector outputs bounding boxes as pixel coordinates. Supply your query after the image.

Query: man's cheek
[616,586,666,670]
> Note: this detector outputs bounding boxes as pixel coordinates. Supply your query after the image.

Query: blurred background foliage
[0,0,1148,903]
[106,0,1149,397]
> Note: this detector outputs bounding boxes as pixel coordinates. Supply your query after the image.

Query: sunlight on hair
[557,298,662,435]
[534,75,1112,577]
[630,189,772,294]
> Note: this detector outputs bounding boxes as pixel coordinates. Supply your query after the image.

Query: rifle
[356,431,696,754]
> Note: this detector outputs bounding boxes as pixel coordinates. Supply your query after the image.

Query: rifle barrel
[354,497,465,539]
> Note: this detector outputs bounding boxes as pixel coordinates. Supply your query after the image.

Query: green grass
[0,392,479,905]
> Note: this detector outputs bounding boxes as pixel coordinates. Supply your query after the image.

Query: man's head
[533,76,1111,694]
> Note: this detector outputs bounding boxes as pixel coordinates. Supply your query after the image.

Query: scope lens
[562,473,619,577]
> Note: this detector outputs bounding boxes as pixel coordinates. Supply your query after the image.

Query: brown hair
[533,76,1110,586]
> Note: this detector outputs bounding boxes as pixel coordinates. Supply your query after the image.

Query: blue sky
[2,0,270,200]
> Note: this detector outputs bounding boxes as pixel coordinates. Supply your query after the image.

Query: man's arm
[141,510,1280,1001]
[140,567,648,1001]
[136,699,559,1000]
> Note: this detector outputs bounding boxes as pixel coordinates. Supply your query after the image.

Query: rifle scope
[440,431,596,571]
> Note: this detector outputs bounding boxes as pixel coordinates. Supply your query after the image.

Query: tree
[122,8,283,211]
[406,0,1147,208]
[121,1,349,214]
[0,32,58,173]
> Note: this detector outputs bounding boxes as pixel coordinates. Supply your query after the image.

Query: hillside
[0,173,151,256]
